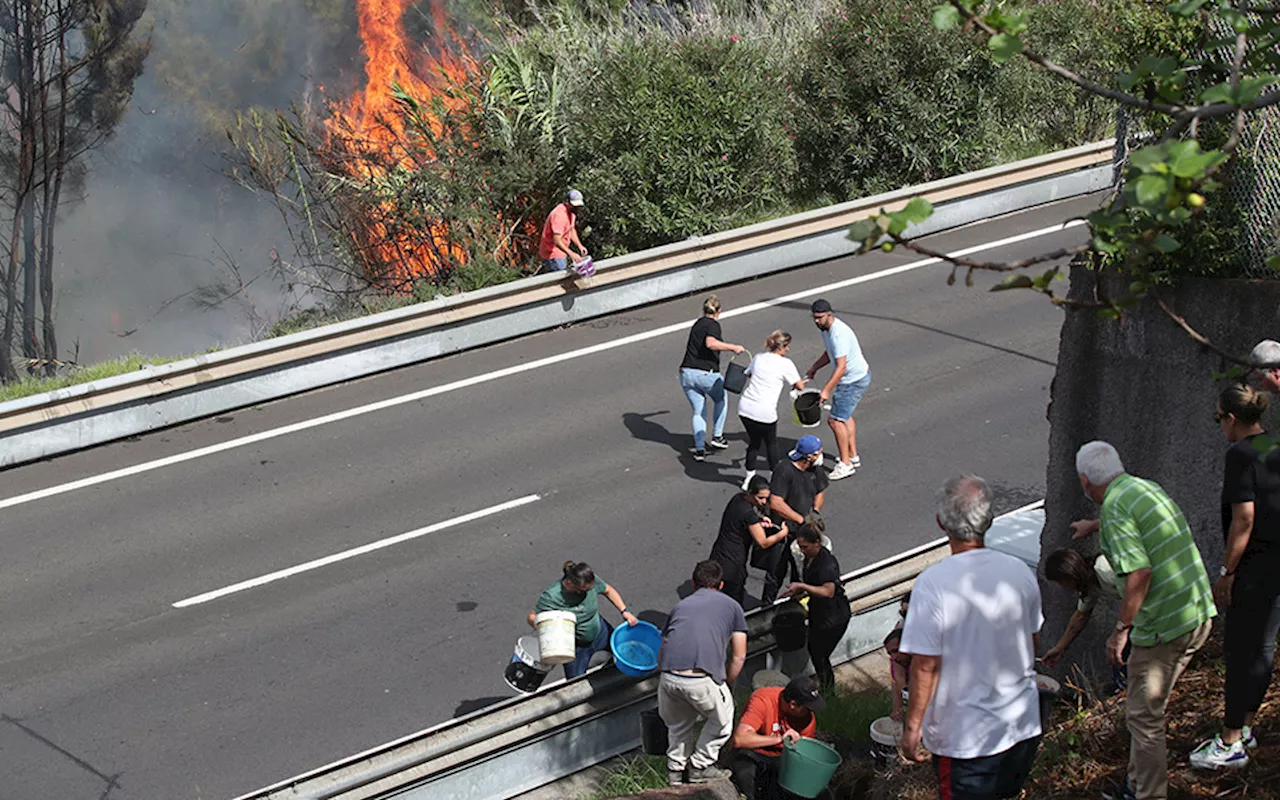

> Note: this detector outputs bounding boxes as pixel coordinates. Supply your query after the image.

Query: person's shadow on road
[622,410,746,487]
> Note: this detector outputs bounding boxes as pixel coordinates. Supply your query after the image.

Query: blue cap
[567,189,585,207]
[789,435,822,460]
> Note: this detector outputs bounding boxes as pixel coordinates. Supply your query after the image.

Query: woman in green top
[527,561,639,678]
[1041,548,1127,687]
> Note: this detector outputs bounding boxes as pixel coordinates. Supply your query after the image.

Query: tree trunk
[18,0,37,373]
[39,0,66,377]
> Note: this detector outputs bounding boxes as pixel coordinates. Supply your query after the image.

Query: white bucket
[534,610,578,664]
[869,716,901,768]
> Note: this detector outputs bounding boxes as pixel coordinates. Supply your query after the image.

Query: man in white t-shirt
[900,475,1043,799]
[805,299,870,482]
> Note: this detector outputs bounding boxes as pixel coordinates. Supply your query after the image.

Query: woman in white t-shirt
[737,330,806,488]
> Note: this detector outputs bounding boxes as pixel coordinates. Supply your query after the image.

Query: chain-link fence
[1225,105,1280,275]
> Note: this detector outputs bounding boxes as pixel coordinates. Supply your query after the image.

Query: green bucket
[779,737,842,798]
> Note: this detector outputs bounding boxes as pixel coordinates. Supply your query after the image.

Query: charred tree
[0,0,150,381]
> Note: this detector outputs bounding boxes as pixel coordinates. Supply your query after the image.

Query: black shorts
[933,735,1040,800]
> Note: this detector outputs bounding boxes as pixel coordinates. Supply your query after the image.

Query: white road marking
[172,493,541,607]
[1,219,1085,512]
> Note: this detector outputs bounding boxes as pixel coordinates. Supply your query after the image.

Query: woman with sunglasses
[1190,385,1280,769]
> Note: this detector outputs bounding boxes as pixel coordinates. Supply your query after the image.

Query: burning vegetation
[230,0,551,301]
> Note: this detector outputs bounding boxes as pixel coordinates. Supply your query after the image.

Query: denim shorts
[543,257,568,273]
[830,372,871,422]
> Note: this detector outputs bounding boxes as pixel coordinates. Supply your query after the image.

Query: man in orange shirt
[729,675,825,800]
[538,189,589,273]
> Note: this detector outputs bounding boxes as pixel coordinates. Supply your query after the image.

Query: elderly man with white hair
[898,475,1043,799]
[1072,441,1216,800]
[1250,339,1280,431]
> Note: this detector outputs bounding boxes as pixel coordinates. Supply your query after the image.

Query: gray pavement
[0,197,1091,799]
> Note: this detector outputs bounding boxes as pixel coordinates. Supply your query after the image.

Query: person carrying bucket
[737,330,807,491]
[538,189,590,274]
[528,561,638,679]
[709,474,790,606]
[804,299,870,482]
[678,295,746,462]
[785,521,851,689]
[729,675,827,800]
[762,435,828,604]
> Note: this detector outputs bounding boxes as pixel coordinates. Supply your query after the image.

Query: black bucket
[640,708,668,755]
[772,607,808,652]
[504,635,551,694]
[793,392,823,427]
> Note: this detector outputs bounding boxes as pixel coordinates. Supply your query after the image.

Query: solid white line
[172,493,541,608]
[1,220,1084,512]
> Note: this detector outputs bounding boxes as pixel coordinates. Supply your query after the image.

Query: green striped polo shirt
[1099,473,1216,647]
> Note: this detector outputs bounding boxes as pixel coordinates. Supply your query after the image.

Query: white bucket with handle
[534,610,578,664]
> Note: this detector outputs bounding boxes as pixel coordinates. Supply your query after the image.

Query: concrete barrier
[0,142,1115,468]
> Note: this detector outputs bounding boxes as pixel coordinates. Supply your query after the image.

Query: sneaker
[1243,725,1258,749]
[667,770,684,786]
[851,455,861,469]
[688,765,732,783]
[1099,779,1135,800]
[708,436,730,450]
[828,460,856,481]
[741,470,757,491]
[1189,734,1249,770]
[692,449,706,462]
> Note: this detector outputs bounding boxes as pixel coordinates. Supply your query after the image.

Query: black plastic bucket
[640,708,668,755]
[772,608,808,652]
[793,392,823,427]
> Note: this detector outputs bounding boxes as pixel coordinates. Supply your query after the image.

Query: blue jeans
[565,617,613,679]
[543,257,568,272]
[830,371,870,422]
[680,368,727,450]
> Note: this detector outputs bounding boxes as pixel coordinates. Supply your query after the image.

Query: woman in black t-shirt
[1191,385,1280,769]
[786,521,851,689]
[678,295,744,461]
[709,475,790,606]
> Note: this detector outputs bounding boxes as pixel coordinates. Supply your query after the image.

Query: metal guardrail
[0,142,1114,469]
[233,535,954,800]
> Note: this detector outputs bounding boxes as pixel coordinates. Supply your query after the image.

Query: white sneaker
[1189,734,1249,769]
[741,470,757,491]
[1243,725,1258,749]
[851,455,862,469]
[829,460,856,481]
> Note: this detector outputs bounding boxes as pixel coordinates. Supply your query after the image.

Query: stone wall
[1041,267,1280,682]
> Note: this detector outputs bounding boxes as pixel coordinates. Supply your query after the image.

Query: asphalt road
[0,197,1092,799]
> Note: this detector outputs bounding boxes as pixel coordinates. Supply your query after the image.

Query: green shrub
[788,0,1201,205]
[564,35,798,255]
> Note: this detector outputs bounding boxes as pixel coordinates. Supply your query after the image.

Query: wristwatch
[1220,566,1235,577]
[1114,620,1133,632]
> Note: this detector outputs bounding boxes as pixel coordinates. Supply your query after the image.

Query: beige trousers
[657,672,735,772]
[1126,620,1212,799]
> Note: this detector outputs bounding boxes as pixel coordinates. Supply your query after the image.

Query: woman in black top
[709,475,790,605]
[1190,385,1280,769]
[786,521,850,688]
[678,295,744,462]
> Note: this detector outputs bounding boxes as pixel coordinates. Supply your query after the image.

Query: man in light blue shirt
[804,299,870,481]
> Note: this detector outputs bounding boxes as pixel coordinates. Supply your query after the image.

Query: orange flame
[328,0,481,288]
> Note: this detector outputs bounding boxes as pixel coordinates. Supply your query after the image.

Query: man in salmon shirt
[539,189,589,273]
[729,675,826,800]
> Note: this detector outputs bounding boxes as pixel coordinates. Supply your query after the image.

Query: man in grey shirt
[658,560,749,786]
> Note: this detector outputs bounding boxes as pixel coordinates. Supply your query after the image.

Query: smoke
[50,0,363,364]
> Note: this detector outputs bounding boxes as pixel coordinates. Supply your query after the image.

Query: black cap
[810,299,833,314]
[784,675,827,712]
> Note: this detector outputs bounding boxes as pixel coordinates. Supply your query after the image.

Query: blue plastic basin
[611,621,662,678]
